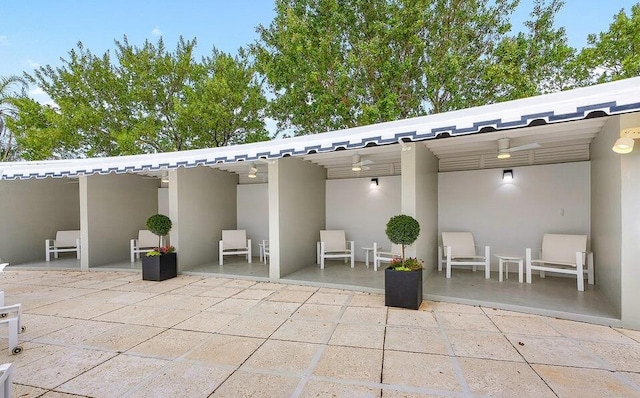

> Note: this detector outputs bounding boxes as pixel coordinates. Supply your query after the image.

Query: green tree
[484,0,576,101]
[0,75,27,161]
[252,0,523,136]
[13,36,269,160]
[575,3,640,84]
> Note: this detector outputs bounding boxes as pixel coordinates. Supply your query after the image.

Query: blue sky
[0,0,637,104]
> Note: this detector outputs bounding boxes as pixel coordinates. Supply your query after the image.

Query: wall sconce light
[502,169,513,181]
[612,127,640,154]
[370,178,379,187]
[248,164,258,179]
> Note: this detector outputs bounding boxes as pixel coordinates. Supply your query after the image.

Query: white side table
[495,255,524,283]
[361,247,377,268]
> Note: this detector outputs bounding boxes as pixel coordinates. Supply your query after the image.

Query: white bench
[45,230,80,261]
[130,230,158,262]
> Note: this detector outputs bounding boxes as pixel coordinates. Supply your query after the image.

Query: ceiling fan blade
[361,165,371,171]
[360,159,374,166]
[507,143,541,152]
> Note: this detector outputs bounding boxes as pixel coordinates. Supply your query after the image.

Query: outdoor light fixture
[612,127,640,154]
[497,152,511,159]
[502,169,513,181]
[370,178,379,187]
[352,164,362,171]
[248,164,258,179]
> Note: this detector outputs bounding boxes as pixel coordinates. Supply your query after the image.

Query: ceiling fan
[497,138,541,159]
[351,154,374,171]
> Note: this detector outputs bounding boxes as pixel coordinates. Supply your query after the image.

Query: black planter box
[384,267,423,310]
[142,253,177,281]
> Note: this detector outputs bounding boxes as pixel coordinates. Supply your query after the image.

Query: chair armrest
[348,241,354,252]
[46,239,55,248]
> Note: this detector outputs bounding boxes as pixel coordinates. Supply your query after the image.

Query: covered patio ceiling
[213,115,609,182]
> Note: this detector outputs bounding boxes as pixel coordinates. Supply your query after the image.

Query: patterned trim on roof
[2,78,640,180]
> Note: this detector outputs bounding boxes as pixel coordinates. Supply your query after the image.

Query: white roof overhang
[1,77,639,180]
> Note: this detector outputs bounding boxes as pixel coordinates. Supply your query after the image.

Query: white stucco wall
[0,178,80,264]
[81,174,159,268]
[269,157,326,279]
[590,116,623,316]
[169,166,238,271]
[158,188,169,216]
[619,112,640,328]
[326,176,401,261]
[237,183,269,256]
[439,161,591,269]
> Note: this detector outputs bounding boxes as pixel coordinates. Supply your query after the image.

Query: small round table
[494,255,524,283]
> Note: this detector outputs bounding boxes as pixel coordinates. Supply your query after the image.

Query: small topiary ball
[385,214,420,246]
[146,214,172,237]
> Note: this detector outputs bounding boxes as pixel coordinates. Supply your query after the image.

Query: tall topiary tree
[146,214,172,248]
[385,214,420,262]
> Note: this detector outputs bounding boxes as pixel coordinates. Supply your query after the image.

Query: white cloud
[26,59,40,68]
[28,87,55,107]
[0,35,9,45]
[152,27,162,36]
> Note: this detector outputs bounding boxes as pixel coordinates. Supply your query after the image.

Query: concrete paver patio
[1,270,640,397]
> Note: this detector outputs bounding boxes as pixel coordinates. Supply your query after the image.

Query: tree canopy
[4,1,640,160]
[574,3,640,84]
[10,37,269,160]
[251,0,581,136]
[0,75,27,161]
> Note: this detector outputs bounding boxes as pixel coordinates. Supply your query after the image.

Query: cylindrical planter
[384,267,423,310]
[142,253,177,281]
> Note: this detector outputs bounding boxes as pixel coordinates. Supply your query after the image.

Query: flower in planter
[389,257,424,271]
[146,245,175,257]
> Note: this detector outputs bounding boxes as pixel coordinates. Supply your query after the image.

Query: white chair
[219,230,252,265]
[0,304,24,355]
[130,230,158,262]
[45,230,80,261]
[0,363,14,398]
[526,234,594,292]
[262,240,270,264]
[438,232,490,279]
[0,262,7,308]
[317,230,354,269]
[372,242,402,271]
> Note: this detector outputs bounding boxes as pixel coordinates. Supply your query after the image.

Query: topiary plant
[146,214,172,247]
[385,214,421,269]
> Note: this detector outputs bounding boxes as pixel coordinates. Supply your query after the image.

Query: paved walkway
[2,270,640,397]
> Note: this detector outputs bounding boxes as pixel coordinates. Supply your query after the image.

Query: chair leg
[320,242,325,270]
[247,239,252,263]
[576,252,584,292]
[484,246,490,279]
[7,318,18,355]
[219,241,224,266]
[525,248,532,284]
[446,246,452,278]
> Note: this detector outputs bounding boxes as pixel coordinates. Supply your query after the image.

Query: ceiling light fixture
[248,164,258,179]
[612,127,640,154]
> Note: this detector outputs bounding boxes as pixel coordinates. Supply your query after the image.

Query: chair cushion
[138,230,158,248]
[442,232,476,257]
[541,234,587,265]
[55,230,80,247]
[222,230,248,250]
[320,230,347,252]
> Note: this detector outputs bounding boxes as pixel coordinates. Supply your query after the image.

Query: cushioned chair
[0,303,24,355]
[262,240,270,264]
[372,242,402,271]
[317,230,354,269]
[526,234,593,291]
[45,230,80,261]
[219,230,252,265]
[0,362,14,398]
[130,230,158,262]
[438,232,490,279]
